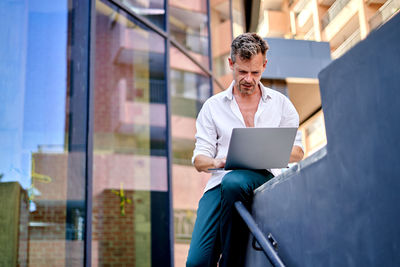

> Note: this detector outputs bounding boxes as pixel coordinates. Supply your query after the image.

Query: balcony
[321,0,352,29]
[331,28,361,58]
[369,0,400,30]
[294,0,311,14]
[321,0,360,41]
[295,0,313,28]
[304,27,315,40]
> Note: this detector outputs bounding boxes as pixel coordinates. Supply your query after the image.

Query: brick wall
[28,153,69,266]
[92,189,136,266]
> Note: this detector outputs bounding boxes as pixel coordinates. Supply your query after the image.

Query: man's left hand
[289,145,304,163]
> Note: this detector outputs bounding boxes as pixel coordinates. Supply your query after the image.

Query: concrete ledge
[255,146,327,195]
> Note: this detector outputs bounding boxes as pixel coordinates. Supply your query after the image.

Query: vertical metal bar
[234,201,286,267]
[66,0,94,265]
[165,0,175,265]
[207,0,214,96]
[84,0,96,265]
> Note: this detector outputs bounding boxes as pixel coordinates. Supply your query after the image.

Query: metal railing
[331,28,361,59]
[369,0,400,31]
[321,0,351,29]
[234,201,286,267]
[304,27,315,40]
[294,0,311,13]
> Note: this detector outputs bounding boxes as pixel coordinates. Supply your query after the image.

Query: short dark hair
[230,33,269,63]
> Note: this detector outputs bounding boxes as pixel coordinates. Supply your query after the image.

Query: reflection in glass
[0,0,86,266]
[170,45,212,266]
[170,69,210,116]
[169,0,210,60]
[170,45,210,119]
[93,1,168,266]
[120,0,165,29]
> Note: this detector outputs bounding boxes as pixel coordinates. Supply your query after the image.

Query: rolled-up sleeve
[294,130,303,150]
[280,97,304,150]
[192,101,217,164]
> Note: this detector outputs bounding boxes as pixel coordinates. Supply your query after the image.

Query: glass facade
[0,0,87,265]
[119,0,166,29]
[169,45,212,265]
[0,0,221,266]
[92,1,169,265]
[169,0,210,59]
[168,0,213,264]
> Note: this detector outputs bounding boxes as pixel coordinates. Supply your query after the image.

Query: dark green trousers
[186,170,274,267]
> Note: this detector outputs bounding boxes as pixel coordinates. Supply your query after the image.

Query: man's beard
[238,81,256,95]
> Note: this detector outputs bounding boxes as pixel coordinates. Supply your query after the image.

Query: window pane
[170,45,212,266]
[0,0,86,266]
[93,1,169,266]
[170,45,210,119]
[118,0,165,29]
[169,0,210,63]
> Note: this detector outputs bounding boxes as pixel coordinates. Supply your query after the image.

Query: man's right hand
[193,155,226,172]
[213,158,226,169]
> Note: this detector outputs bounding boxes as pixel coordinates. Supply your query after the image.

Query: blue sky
[0,0,68,189]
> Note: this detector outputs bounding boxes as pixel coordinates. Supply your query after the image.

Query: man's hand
[213,158,226,169]
[194,155,226,172]
[289,145,304,163]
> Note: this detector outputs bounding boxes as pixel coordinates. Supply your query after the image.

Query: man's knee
[186,253,208,267]
[220,170,251,204]
[221,171,242,191]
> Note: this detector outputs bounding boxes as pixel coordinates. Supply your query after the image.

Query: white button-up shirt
[192,81,303,193]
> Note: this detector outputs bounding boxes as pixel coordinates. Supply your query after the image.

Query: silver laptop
[209,127,297,171]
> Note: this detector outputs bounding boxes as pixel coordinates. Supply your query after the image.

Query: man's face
[229,53,267,96]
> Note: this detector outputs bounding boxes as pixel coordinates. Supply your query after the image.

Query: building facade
[255,0,399,157]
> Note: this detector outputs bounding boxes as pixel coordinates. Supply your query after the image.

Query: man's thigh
[186,186,222,267]
[221,170,274,206]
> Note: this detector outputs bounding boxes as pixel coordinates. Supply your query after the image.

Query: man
[186,33,304,267]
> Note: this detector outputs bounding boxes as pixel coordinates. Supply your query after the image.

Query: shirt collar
[224,81,272,102]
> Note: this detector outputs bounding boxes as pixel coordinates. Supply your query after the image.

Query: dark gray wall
[247,14,400,267]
